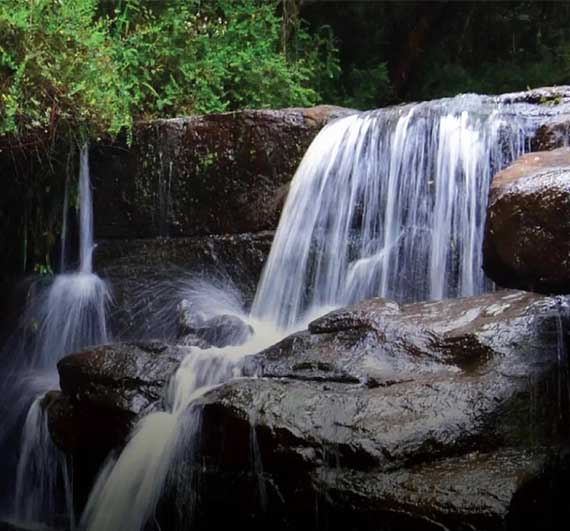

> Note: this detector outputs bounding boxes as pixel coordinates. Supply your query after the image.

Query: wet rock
[498,86,570,105]
[193,314,254,348]
[91,106,355,240]
[54,341,190,447]
[177,299,206,335]
[532,114,570,150]
[47,290,570,530]
[314,448,570,531]
[47,341,193,513]
[483,148,570,293]
[177,308,253,348]
[190,290,570,530]
[178,333,212,349]
[93,231,273,339]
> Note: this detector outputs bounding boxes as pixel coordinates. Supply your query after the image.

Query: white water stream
[9,145,110,529]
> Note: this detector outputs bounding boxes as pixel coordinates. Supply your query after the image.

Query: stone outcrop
[49,290,570,530]
[192,290,570,530]
[48,342,191,454]
[532,114,570,151]
[90,106,355,240]
[483,148,570,293]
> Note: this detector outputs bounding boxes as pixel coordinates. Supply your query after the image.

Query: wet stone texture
[90,106,355,240]
[191,290,570,531]
[49,290,570,530]
[532,113,570,151]
[483,148,570,294]
[93,231,274,339]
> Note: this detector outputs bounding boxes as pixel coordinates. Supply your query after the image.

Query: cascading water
[252,95,540,329]
[80,282,284,531]
[1,145,111,529]
[14,395,75,528]
[80,94,548,531]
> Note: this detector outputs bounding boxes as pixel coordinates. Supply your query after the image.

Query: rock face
[179,313,253,348]
[483,148,570,293]
[94,231,273,339]
[532,114,570,150]
[190,290,570,531]
[46,341,194,510]
[49,342,191,453]
[90,106,355,240]
[49,290,570,530]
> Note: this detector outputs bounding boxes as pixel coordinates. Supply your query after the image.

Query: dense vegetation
[0,0,338,145]
[303,1,570,106]
[2,0,570,144]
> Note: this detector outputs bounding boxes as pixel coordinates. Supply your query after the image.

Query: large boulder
[46,341,194,511]
[483,148,570,293]
[49,341,191,454]
[90,106,355,240]
[189,290,570,530]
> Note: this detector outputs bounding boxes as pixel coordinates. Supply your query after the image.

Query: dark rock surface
[532,114,570,150]
[191,290,570,530]
[48,290,570,529]
[47,341,196,514]
[176,299,253,347]
[483,148,570,293]
[91,106,355,240]
[50,341,191,453]
[94,231,273,339]
[190,314,253,348]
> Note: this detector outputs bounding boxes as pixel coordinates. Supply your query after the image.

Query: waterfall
[60,173,70,273]
[6,144,110,528]
[251,95,538,329]
[14,396,75,528]
[79,94,546,530]
[78,145,95,275]
[26,145,110,370]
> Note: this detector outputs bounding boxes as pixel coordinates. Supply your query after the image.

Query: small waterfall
[7,144,110,528]
[14,397,74,528]
[251,95,540,329]
[78,145,95,275]
[25,145,110,370]
[60,174,70,273]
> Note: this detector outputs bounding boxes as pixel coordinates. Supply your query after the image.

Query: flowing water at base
[13,396,74,529]
[81,279,289,531]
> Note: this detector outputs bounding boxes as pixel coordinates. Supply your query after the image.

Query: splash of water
[251,95,540,330]
[81,280,285,531]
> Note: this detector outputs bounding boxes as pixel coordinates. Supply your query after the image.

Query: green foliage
[0,0,340,143]
[341,63,391,110]
[108,0,338,115]
[0,0,131,141]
